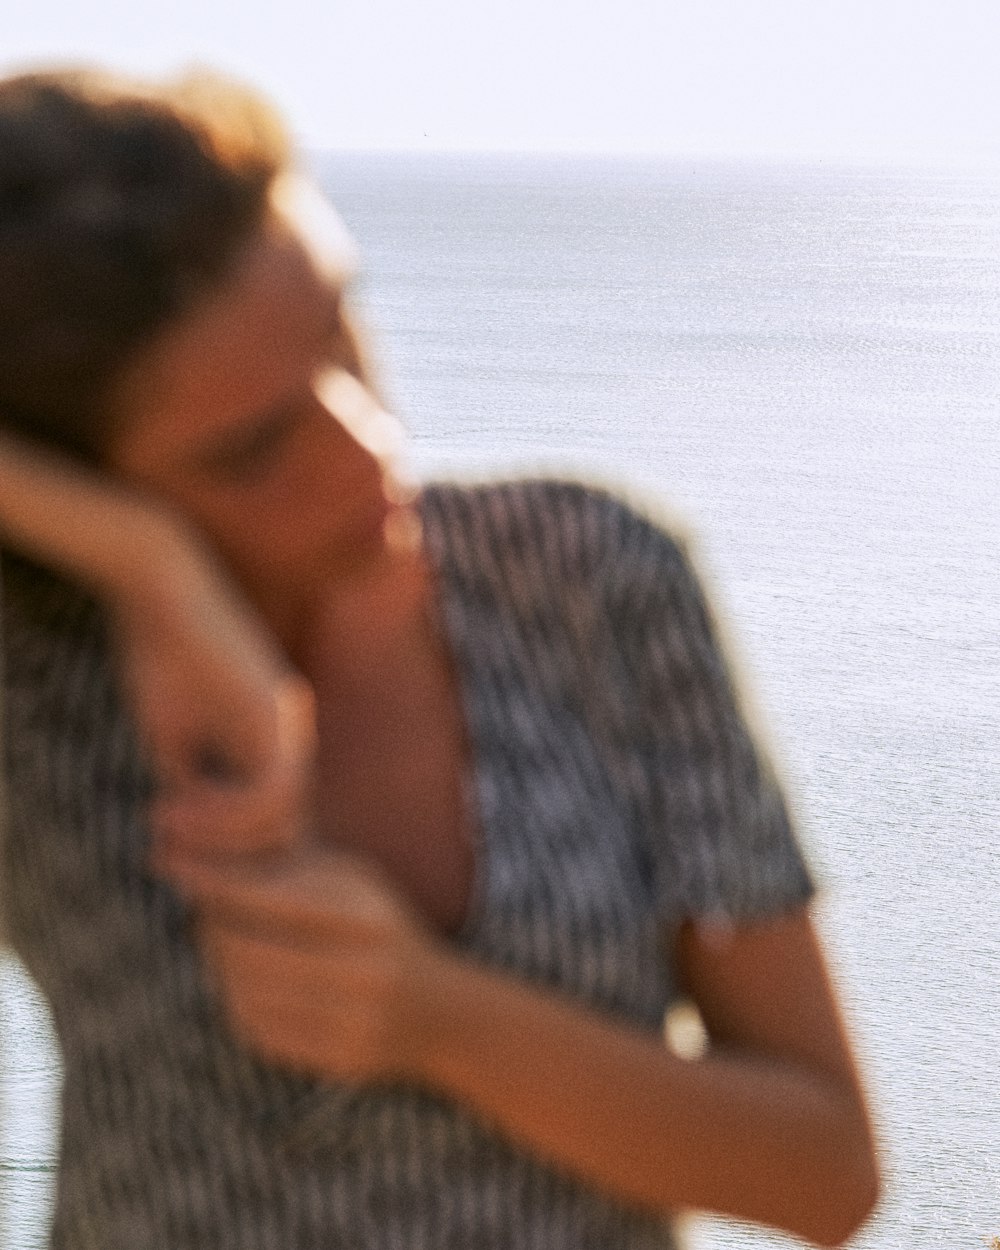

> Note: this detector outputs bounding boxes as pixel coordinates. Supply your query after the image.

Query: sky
[4,0,1000,162]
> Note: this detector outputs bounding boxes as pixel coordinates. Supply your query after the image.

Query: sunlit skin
[107,193,477,932]
[107,200,415,662]
[102,184,877,1244]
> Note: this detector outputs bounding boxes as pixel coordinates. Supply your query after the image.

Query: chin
[384,501,423,555]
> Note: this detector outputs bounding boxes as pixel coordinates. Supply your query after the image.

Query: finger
[201,921,384,1030]
[199,919,391,1079]
[150,679,315,857]
[272,675,318,775]
[155,711,296,804]
[202,919,336,991]
[152,738,304,854]
[156,846,393,941]
[151,781,298,858]
[197,923,327,1065]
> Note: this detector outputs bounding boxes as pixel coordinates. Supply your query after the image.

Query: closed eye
[199,406,306,484]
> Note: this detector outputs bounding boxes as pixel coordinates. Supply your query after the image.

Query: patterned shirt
[1,480,814,1249]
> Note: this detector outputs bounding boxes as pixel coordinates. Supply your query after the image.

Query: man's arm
[0,432,312,856]
[0,430,180,596]
[161,837,880,1248]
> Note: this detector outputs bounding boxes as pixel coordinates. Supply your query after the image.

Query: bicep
[674,906,867,1098]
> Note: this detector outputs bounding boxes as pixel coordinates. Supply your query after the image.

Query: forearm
[0,432,187,600]
[418,953,877,1246]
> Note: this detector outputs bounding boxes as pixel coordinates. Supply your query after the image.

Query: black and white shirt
[2,480,814,1249]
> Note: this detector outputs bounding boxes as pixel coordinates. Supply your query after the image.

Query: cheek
[194,490,328,595]
[193,424,384,594]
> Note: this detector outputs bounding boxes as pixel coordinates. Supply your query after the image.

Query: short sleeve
[599,493,815,928]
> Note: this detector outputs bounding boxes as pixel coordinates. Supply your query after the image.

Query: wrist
[410,945,504,1092]
[400,938,474,1086]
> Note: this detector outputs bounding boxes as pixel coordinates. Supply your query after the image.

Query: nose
[314,366,406,472]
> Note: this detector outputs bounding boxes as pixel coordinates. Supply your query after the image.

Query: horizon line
[301,143,1000,172]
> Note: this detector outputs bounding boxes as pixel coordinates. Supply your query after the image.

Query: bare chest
[310,670,477,936]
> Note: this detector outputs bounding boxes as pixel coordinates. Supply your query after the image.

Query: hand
[156,840,446,1083]
[113,530,316,859]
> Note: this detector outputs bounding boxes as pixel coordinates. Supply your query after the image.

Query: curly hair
[0,67,290,461]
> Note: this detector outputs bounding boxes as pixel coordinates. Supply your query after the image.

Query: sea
[2,152,998,1250]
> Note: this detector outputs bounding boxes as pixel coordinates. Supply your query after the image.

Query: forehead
[110,187,357,471]
[270,175,360,286]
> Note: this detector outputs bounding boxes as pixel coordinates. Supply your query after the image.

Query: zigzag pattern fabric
[1,479,813,1248]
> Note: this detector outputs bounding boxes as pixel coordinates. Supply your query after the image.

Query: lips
[327,464,422,573]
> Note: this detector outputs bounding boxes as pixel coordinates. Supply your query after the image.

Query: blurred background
[3,3,999,1248]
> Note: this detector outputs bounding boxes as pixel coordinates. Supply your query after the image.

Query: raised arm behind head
[0,68,312,855]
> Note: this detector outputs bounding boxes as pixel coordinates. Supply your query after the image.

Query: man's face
[107,185,410,653]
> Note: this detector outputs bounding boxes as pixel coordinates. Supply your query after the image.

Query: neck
[297,541,435,694]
